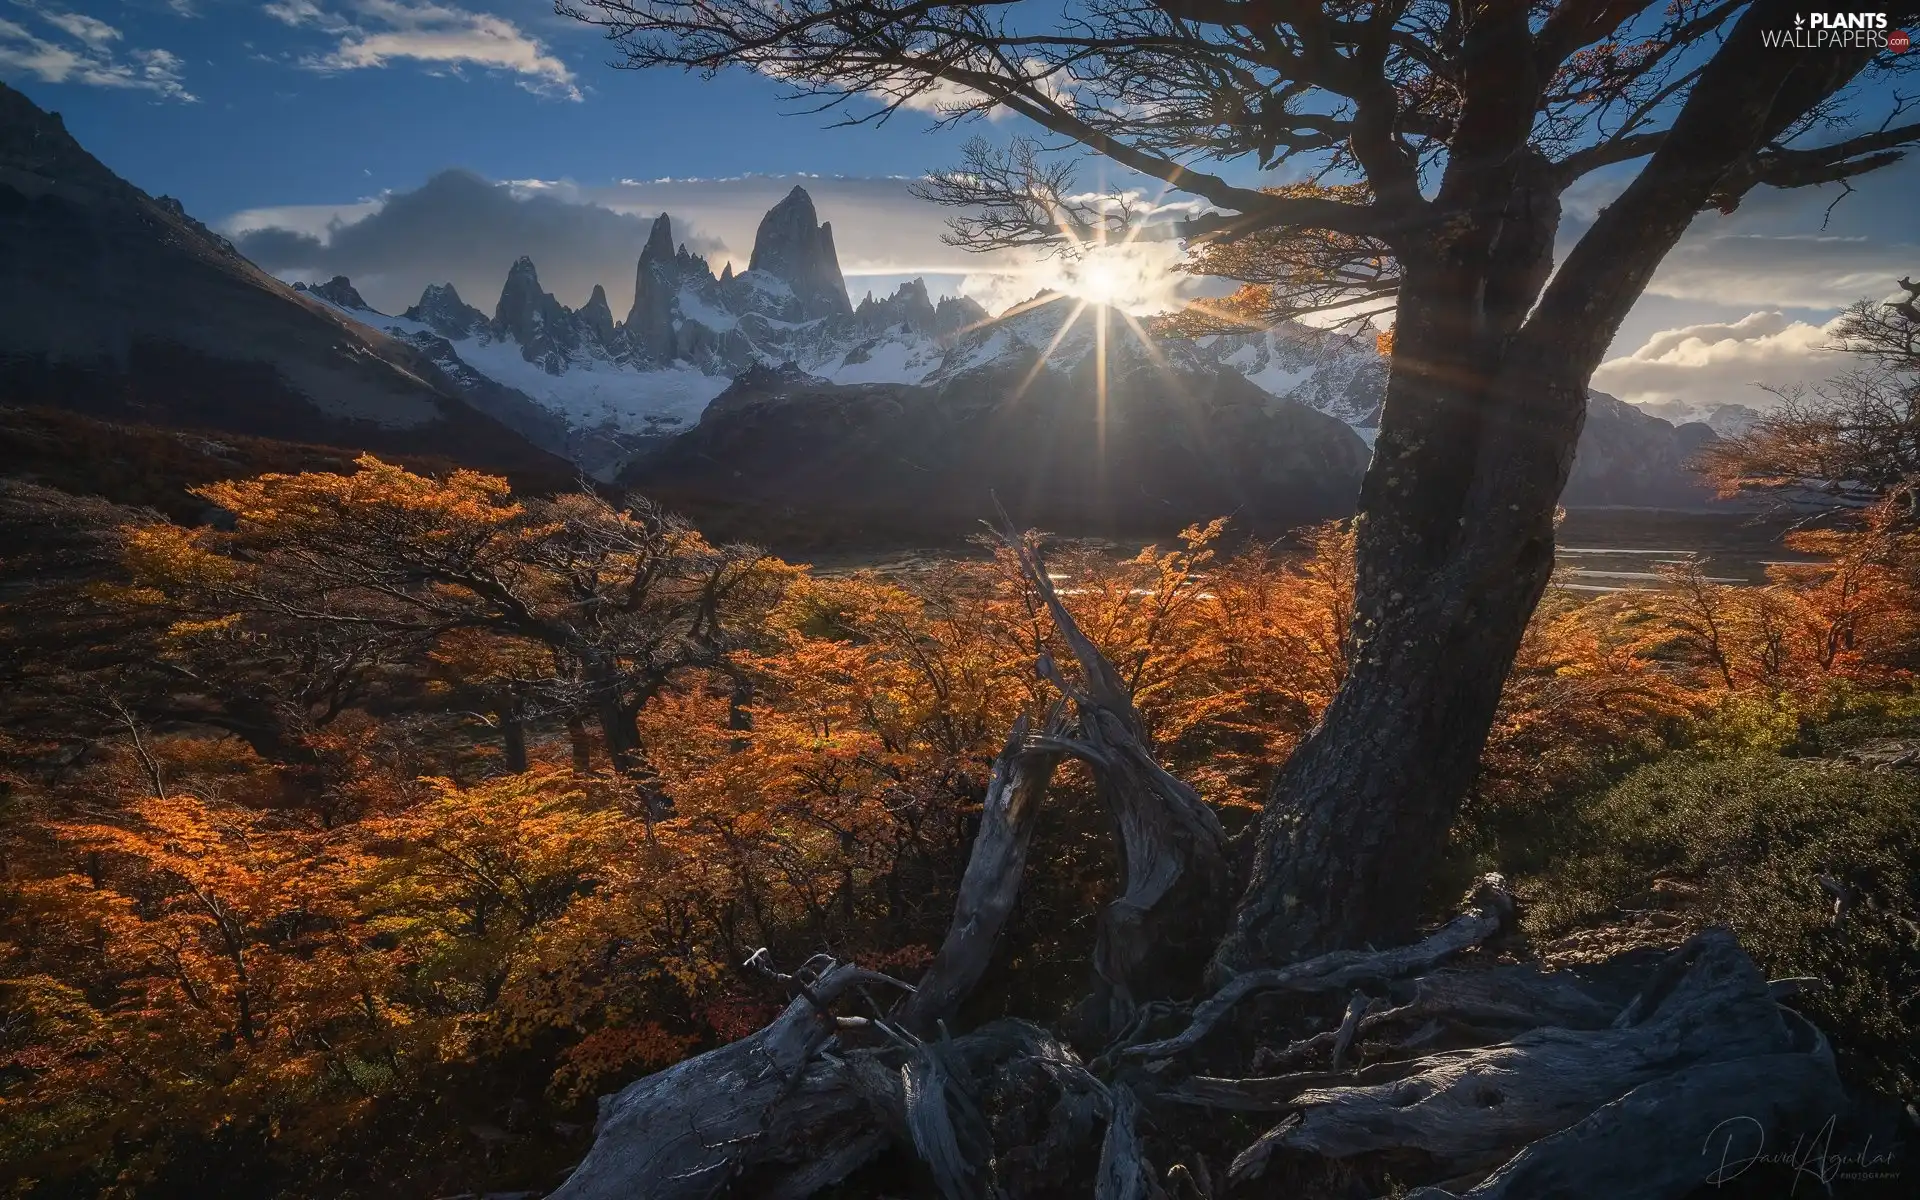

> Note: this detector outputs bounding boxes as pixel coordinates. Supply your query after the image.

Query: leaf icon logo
[1794,12,1804,24]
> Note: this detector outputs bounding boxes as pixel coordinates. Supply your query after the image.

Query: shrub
[1525,753,1920,1096]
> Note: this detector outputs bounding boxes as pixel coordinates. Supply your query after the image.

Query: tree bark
[1214,265,1581,969]
[566,714,593,772]
[500,705,529,775]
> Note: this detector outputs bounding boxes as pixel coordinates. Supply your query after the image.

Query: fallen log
[1405,1035,1845,1198]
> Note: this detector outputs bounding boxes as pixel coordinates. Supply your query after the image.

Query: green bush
[1524,753,1920,1097]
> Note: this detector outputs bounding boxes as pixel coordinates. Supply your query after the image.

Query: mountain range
[2,81,1727,542]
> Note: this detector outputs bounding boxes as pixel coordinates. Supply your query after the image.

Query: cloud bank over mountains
[1592,311,1851,411]
[226,170,1203,319]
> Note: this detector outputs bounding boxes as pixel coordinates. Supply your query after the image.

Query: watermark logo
[1762,11,1909,49]
[1705,1115,1903,1189]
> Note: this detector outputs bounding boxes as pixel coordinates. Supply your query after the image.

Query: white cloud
[0,5,194,100]
[1592,311,1850,410]
[1644,233,1920,310]
[869,57,1072,119]
[41,10,117,46]
[266,0,579,100]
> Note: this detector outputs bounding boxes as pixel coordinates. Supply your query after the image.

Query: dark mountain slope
[1564,391,1720,507]
[0,83,572,487]
[625,355,1371,544]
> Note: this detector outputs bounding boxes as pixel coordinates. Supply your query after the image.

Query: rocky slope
[1569,392,1721,506]
[625,358,1371,543]
[0,83,574,488]
[620,296,1376,539]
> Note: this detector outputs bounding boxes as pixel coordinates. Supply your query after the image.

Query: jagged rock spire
[298,275,369,311]
[404,282,490,339]
[853,277,939,335]
[627,213,681,363]
[494,256,582,368]
[641,211,674,266]
[747,186,851,320]
[580,284,616,348]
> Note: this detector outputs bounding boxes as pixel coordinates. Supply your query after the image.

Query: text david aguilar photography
[1762,12,1912,50]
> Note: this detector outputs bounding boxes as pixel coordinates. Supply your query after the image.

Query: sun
[1070,255,1132,308]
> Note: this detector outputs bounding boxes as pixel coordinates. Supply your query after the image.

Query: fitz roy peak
[301,185,1721,507]
[308,184,995,472]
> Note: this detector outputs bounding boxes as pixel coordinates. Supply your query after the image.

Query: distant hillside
[0,406,580,524]
[0,82,573,487]
[624,326,1372,546]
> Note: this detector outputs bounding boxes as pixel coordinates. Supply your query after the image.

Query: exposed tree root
[548,959,912,1200]
[1123,874,1516,1064]
[1217,929,1819,1179]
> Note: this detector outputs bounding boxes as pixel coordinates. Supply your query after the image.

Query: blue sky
[1,0,991,215]
[5,0,1919,413]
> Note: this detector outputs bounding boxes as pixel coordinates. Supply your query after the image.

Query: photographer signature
[1705,1115,1901,1190]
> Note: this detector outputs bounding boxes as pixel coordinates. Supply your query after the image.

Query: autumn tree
[1698,276,1920,520]
[124,457,795,780]
[566,0,1920,968]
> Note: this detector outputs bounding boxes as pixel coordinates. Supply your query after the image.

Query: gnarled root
[1125,873,1517,1065]
[1209,928,1847,1193]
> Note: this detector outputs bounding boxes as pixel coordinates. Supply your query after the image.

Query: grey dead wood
[547,961,912,1200]
[995,521,1233,1037]
[1404,1019,1845,1199]
[1242,929,1811,1176]
[1125,875,1516,1063]
[895,709,1065,1038]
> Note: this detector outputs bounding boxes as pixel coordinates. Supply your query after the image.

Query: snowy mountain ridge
[297,183,1397,476]
[297,182,1714,511]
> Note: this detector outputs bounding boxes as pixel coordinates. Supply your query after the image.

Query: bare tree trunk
[566,714,593,772]
[1214,217,1577,969]
[501,712,529,774]
[1216,17,1880,971]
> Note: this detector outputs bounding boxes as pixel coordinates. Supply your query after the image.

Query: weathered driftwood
[1161,1059,1428,1112]
[1405,1035,1845,1199]
[1125,874,1515,1063]
[999,524,1232,1035]
[548,960,911,1200]
[897,1018,1112,1199]
[1094,1085,1163,1200]
[895,710,1065,1037]
[1242,929,1805,1174]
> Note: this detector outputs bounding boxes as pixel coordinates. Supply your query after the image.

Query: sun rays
[956,180,1211,469]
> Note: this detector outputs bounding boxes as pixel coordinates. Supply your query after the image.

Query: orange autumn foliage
[4,459,1916,1196]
